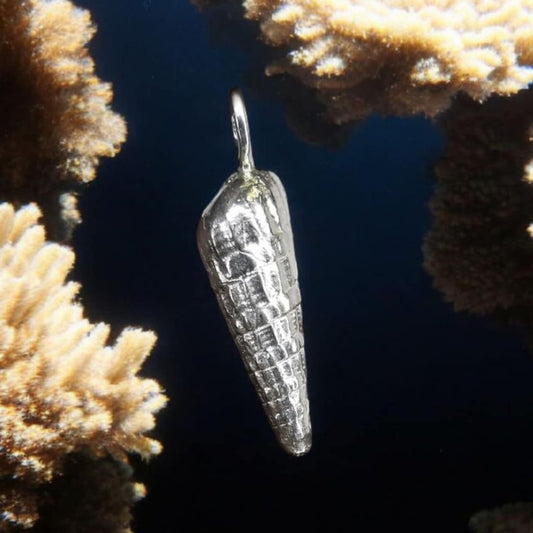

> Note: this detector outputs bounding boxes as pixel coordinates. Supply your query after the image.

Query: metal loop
[230,88,255,173]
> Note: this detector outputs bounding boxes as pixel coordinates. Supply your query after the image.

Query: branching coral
[0,1,164,528]
[234,0,533,123]
[0,202,167,529]
[0,0,126,239]
[423,89,533,323]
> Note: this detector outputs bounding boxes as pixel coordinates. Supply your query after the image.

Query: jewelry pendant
[197,89,312,456]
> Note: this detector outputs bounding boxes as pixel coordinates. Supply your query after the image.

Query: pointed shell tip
[284,434,312,457]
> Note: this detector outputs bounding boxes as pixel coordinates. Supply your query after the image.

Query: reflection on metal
[197,89,311,456]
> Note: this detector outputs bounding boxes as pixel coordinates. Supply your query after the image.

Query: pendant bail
[230,88,255,173]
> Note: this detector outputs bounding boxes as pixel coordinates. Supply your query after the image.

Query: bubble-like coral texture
[243,0,533,122]
[0,203,167,528]
[0,0,126,201]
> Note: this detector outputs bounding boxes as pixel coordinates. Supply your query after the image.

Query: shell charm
[197,89,311,456]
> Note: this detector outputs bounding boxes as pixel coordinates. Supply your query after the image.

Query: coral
[238,0,533,122]
[0,0,126,239]
[0,480,38,530]
[470,502,533,532]
[0,453,145,532]
[33,453,145,533]
[423,88,533,325]
[0,202,167,529]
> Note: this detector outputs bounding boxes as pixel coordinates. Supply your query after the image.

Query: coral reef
[0,1,164,529]
[423,88,533,329]
[0,202,167,529]
[196,0,533,125]
[0,0,127,240]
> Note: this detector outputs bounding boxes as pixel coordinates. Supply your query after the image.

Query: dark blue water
[72,2,533,531]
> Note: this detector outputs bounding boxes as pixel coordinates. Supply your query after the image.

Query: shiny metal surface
[197,89,311,456]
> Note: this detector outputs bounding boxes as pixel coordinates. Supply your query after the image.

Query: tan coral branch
[0,0,127,240]
[241,0,533,122]
[0,202,167,494]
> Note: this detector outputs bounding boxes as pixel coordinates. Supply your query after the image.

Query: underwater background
[69,1,533,531]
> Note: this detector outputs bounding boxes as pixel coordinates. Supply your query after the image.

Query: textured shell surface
[197,168,311,456]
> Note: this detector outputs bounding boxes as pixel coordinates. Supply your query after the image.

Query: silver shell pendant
[197,89,311,456]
